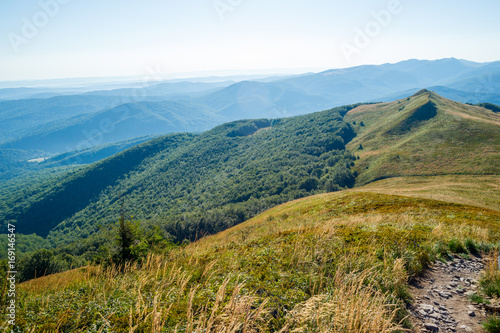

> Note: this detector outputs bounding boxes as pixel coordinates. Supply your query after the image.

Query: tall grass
[5,192,500,331]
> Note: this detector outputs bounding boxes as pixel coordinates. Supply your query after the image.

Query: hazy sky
[1,0,499,81]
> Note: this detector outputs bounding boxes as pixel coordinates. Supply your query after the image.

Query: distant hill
[0,95,120,144]
[196,80,333,118]
[0,100,224,154]
[345,90,500,184]
[81,81,233,99]
[275,58,500,105]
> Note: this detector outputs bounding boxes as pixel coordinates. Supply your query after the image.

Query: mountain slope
[2,91,499,247]
[0,105,358,245]
[345,90,500,184]
[13,190,500,331]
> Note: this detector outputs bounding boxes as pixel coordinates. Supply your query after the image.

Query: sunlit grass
[5,191,500,332]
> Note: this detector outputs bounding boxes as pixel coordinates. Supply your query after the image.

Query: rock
[467,310,475,317]
[459,325,473,332]
[420,304,435,312]
[418,309,428,316]
[424,322,439,331]
[429,312,442,320]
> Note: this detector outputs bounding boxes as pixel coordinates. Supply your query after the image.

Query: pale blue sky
[1,0,499,81]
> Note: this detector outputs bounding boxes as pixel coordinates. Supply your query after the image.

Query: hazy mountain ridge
[1,59,499,160]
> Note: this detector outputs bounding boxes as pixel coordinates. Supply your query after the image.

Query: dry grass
[6,191,500,331]
[351,175,500,211]
[279,261,407,333]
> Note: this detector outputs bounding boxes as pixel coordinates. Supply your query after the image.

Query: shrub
[465,239,479,255]
[468,293,489,304]
[483,316,500,333]
[448,239,467,254]
[299,178,318,192]
[435,241,451,260]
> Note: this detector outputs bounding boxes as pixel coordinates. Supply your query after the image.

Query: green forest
[0,104,363,281]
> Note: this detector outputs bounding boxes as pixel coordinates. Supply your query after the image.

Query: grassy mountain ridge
[2,91,499,250]
[346,90,500,184]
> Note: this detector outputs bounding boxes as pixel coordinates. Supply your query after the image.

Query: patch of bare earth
[409,255,488,332]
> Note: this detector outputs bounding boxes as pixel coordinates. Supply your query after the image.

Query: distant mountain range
[0,58,498,167]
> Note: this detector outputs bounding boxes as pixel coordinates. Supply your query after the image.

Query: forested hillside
[0,104,360,250]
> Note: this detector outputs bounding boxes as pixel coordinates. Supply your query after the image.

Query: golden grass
[279,261,406,333]
[351,175,500,211]
[7,192,500,331]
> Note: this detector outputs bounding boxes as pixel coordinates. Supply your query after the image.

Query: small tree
[116,213,137,262]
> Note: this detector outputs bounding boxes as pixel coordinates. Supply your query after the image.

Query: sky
[1,0,500,82]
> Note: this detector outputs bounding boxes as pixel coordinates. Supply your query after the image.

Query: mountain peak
[411,89,431,97]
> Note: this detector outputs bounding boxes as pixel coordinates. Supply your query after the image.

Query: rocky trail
[409,255,491,332]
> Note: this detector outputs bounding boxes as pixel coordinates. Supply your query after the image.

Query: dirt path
[409,255,488,332]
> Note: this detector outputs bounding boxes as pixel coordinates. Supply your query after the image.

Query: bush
[480,256,500,298]
[435,241,451,260]
[448,239,467,254]
[468,292,489,304]
[465,239,479,255]
[18,249,69,282]
[483,316,500,333]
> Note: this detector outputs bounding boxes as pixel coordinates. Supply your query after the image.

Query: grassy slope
[345,90,500,185]
[10,191,500,332]
[350,175,500,212]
